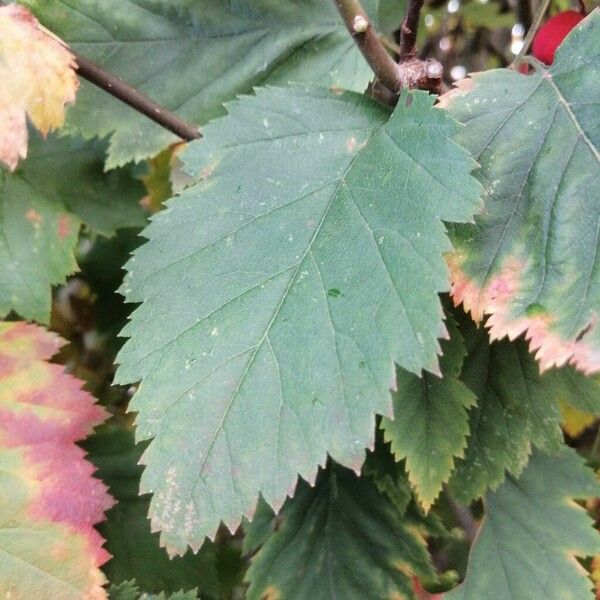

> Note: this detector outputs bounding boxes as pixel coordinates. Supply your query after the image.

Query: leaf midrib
[194,135,370,479]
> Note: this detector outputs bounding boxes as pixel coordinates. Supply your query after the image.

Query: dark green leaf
[245,463,434,600]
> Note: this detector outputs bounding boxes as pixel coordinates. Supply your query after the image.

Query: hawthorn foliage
[1,1,600,598]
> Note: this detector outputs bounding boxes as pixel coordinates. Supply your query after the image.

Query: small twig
[0,0,201,142]
[334,0,443,94]
[72,54,201,141]
[379,33,403,56]
[516,0,534,35]
[400,0,425,58]
[444,488,478,544]
[513,0,552,67]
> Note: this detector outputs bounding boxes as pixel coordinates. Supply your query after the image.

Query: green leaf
[0,170,79,323]
[23,0,379,168]
[245,463,434,600]
[447,448,600,600]
[449,317,566,503]
[22,130,146,236]
[381,316,476,510]
[84,425,233,597]
[108,580,199,600]
[442,9,600,375]
[0,130,145,323]
[115,86,481,553]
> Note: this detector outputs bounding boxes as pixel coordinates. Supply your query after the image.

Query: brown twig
[334,0,443,94]
[1,0,201,142]
[399,0,425,58]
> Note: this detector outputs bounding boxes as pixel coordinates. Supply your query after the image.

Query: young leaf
[0,4,78,170]
[115,86,481,553]
[381,317,476,511]
[441,9,600,375]
[447,448,600,600]
[23,0,379,168]
[245,463,434,600]
[0,322,112,599]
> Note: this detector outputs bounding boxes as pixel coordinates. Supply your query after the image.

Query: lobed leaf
[0,4,78,170]
[245,463,434,600]
[115,85,481,553]
[441,9,600,374]
[447,448,600,600]
[22,0,379,168]
[0,321,112,599]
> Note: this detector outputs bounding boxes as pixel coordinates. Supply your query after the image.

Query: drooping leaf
[23,0,379,168]
[447,448,600,600]
[0,321,112,599]
[449,318,557,502]
[382,316,476,510]
[115,86,481,553]
[0,4,78,170]
[84,425,231,597]
[245,463,434,600]
[0,169,79,323]
[441,9,600,375]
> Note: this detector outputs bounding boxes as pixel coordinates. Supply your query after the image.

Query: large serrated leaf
[381,316,476,511]
[0,322,112,599]
[245,463,434,600]
[115,86,481,553]
[447,448,600,600]
[441,9,600,374]
[22,0,379,168]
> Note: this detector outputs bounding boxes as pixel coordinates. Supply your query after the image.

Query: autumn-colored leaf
[0,321,112,599]
[441,10,600,375]
[0,4,78,170]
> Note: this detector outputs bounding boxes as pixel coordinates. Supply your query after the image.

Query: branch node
[352,15,369,33]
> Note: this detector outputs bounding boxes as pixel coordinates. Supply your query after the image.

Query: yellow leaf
[560,401,597,439]
[0,5,78,170]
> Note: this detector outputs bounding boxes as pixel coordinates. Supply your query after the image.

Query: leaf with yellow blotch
[560,401,597,438]
[0,4,78,170]
[0,321,113,599]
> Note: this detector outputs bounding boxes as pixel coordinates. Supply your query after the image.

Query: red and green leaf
[441,10,600,374]
[0,321,112,599]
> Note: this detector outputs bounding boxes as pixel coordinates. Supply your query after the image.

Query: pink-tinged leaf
[440,10,600,375]
[0,4,78,170]
[0,321,112,599]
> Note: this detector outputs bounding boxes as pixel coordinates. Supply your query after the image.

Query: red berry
[532,10,584,65]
